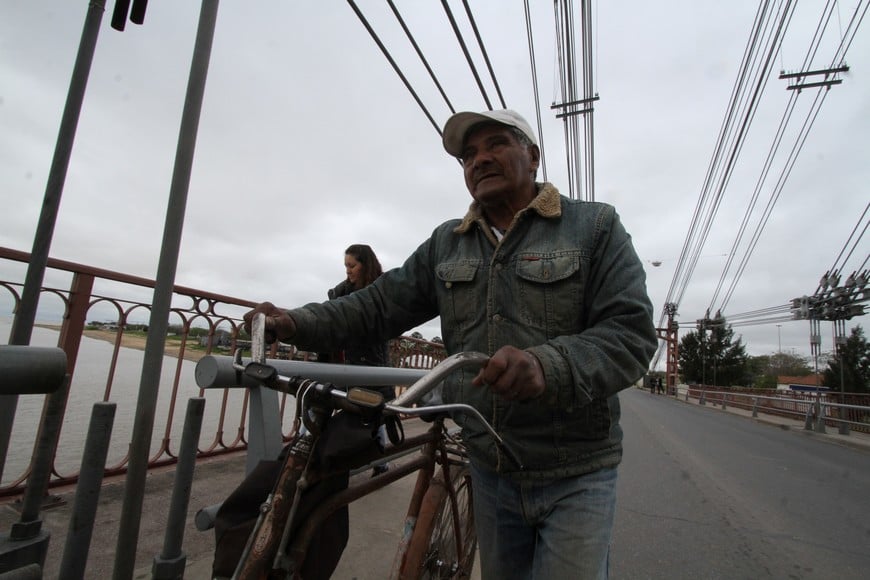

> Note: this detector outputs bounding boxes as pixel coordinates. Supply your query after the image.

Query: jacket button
[445,281,453,289]
[492,314,502,323]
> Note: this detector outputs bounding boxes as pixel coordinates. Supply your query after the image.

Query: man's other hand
[242,302,296,343]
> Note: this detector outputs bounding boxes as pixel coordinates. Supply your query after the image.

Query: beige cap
[442,109,538,157]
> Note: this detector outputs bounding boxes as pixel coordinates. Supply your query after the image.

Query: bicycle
[201,314,521,580]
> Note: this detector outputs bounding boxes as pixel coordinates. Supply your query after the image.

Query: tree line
[676,323,870,393]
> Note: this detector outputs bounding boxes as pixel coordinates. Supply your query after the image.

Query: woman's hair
[346,244,383,289]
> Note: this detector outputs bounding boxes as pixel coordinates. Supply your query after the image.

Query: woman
[325,244,394,474]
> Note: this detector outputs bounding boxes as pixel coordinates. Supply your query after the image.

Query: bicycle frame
[222,314,507,579]
[285,418,457,577]
[231,402,467,579]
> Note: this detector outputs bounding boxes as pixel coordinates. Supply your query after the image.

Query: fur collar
[453,182,562,236]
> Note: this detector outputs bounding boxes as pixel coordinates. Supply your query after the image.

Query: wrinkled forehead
[465,120,512,141]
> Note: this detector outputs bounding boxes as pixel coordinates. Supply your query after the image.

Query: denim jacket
[289,183,657,481]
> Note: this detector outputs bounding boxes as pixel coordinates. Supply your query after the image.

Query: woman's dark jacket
[323,279,394,402]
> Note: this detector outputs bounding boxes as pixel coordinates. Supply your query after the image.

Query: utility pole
[790,269,868,413]
[779,65,849,90]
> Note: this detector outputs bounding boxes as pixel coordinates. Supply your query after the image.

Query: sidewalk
[668,386,870,454]
[1,418,479,579]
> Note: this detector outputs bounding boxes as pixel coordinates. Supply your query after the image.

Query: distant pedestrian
[657,377,664,394]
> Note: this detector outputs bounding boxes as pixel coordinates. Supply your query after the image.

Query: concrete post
[814,402,827,434]
[152,398,206,579]
[59,402,117,580]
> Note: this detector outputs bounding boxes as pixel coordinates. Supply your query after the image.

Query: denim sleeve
[528,206,657,408]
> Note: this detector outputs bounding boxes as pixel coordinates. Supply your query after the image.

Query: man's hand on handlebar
[242,302,296,343]
[471,345,545,402]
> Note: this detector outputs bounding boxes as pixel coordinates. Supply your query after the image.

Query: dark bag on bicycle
[212,447,348,578]
[212,458,282,577]
[211,410,388,579]
[315,408,385,470]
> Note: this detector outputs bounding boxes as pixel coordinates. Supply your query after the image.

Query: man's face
[460,123,539,204]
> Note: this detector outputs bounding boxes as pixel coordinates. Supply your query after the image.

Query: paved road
[612,387,870,579]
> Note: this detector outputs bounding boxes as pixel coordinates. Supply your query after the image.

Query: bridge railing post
[814,402,827,434]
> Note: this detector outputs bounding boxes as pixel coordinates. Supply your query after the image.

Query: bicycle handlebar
[223,314,523,468]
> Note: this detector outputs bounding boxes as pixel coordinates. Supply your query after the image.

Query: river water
[1,318,275,487]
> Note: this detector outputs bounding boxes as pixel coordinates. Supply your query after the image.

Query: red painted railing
[0,246,445,497]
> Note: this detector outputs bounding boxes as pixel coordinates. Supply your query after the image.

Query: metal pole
[777,324,781,354]
[0,0,106,485]
[152,398,206,579]
[0,377,70,573]
[12,376,71,531]
[58,402,117,580]
[112,2,219,578]
[835,319,849,435]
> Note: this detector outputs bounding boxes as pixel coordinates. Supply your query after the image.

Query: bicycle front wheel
[401,464,476,579]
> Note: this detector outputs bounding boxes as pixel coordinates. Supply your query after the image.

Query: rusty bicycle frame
[222,314,519,579]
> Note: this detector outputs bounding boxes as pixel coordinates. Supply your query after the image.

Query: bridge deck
[1,388,867,579]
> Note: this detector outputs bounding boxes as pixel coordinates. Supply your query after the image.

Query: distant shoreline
[34,324,207,362]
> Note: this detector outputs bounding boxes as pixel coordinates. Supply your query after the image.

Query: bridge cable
[346,0,442,135]
[440,0,493,110]
[461,0,507,109]
[660,0,776,321]
[386,0,456,114]
[523,0,549,181]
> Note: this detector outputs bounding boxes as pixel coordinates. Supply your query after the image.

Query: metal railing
[683,384,870,435]
[0,246,446,498]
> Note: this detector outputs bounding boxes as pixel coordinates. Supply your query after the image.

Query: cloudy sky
[1,1,868,365]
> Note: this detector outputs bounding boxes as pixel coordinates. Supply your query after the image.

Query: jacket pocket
[515,251,584,333]
[435,260,483,330]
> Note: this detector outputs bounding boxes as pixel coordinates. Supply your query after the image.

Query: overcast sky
[1,1,868,365]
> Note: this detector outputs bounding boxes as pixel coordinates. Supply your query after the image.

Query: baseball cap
[442,109,538,158]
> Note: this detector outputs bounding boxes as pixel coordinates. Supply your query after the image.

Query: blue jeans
[471,462,618,580]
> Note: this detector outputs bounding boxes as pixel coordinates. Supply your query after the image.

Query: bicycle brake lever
[392,402,524,470]
[244,362,278,384]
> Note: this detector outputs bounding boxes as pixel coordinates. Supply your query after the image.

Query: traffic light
[111,0,148,31]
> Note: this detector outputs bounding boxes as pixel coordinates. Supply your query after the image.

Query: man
[244,109,657,579]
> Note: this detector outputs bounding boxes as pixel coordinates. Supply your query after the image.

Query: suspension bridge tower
[657,302,680,389]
